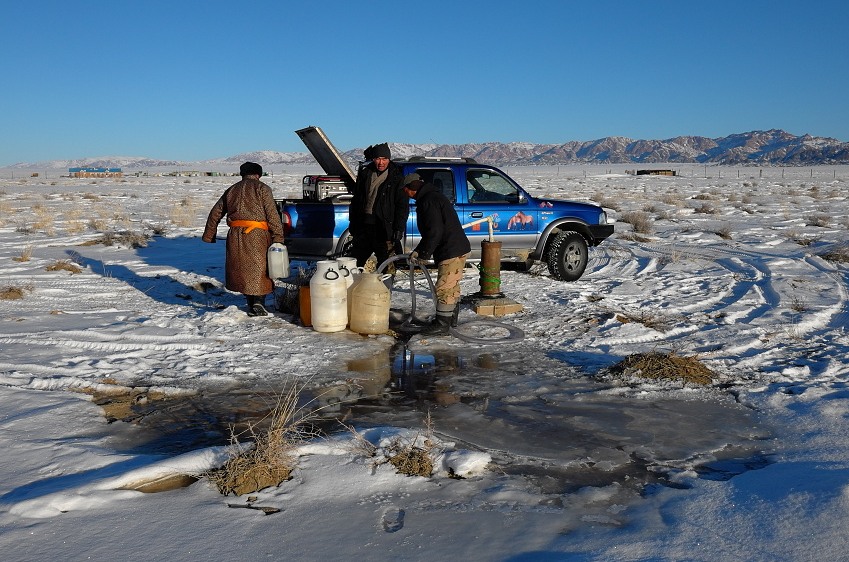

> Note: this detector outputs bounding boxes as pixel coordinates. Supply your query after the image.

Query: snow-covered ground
[1,165,848,561]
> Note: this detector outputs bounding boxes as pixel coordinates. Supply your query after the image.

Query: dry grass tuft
[614,310,674,332]
[343,412,440,478]
[609,351,716,385]
[12,245,34,262]
[617,232,653,243]
[806,213,831,227]
[0,285,28,300]
[46,259,83,274]
[618,210,654,234]
[386,443,434,477]
[713,224,733,240]
[206,385,313,496]
[591,192,621,212]
[93,230,150,248]
[382,412,439,477]
[169,196,198,228]
[693,202,719,214]
[819,244,849,264]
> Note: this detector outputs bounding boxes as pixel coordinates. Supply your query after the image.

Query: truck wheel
[546,231,588,281]
[340,233,354,257]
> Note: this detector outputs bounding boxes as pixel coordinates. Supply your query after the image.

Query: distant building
[69,167,123,178]
[636,169,676,176]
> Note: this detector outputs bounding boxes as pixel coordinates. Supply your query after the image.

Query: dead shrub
[344,412,440,478]
[788,295,808,313]
[714,224,733,240]
[591,193,621,212]
[609,351,716,385]
[693,202,719,214]
[618,210,653,234]
[46,259,83,274]
[387,443,434,477]
[97,230,150,248]
[660,193,683,206]
[617,232,652,243]
[145,221,170,236]
[33,207,56,235]
[169,196,198,228]
[206,385,313,496]
[382,412,439,477]
[806,213,831,227]
[87,217,109,232]
[0,284,32,300]
[797,237,818,247]
[12,245,33,262]
[615,310,673,332]
[819,244,849,263]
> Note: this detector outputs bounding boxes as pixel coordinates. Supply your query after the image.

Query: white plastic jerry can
[267,243,289,279]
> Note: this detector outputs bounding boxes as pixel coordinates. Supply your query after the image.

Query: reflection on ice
[336,344,773,495]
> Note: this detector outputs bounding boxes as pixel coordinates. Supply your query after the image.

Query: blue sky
[2,0,847,165]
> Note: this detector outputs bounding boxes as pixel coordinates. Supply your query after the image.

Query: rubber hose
[376,253,524,344]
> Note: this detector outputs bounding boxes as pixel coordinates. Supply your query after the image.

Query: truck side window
[467,169,518,204]
[414,168,455,203]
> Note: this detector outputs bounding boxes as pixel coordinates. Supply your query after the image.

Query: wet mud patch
[80,381,312,455]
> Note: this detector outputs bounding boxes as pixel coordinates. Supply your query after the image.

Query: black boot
[422,314,451,336]
[246,295,268,317]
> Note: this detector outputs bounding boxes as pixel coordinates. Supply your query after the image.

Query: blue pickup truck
[276,127,614,281]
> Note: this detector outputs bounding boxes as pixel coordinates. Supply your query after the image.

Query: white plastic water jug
[349,273,391,335]
[267,243,289,279]
[346,267,364,323]
[310,260,347,332]
[336,257,358,289]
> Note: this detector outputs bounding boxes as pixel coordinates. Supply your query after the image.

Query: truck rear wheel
[340,233,354,257]
[546,231,588,281]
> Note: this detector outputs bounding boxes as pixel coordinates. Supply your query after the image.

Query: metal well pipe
[479,240,503,297]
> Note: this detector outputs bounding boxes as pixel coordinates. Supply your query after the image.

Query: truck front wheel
[546,231,588,281]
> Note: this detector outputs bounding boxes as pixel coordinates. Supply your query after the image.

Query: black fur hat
[239,161,263,177]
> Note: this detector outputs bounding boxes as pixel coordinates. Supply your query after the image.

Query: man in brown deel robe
[202,162,285,316]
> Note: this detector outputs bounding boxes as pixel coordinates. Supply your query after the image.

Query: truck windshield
[467,169,520,204]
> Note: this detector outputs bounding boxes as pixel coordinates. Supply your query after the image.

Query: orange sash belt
[228,219,269,234]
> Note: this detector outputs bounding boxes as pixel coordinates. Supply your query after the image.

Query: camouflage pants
[435,253,469,315]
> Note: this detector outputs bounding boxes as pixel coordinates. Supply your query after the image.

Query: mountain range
[6,129,849,170]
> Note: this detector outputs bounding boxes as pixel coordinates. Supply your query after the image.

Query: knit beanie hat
[371,143,391,159]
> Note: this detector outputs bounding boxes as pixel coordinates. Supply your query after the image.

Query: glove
[408,251,419,264]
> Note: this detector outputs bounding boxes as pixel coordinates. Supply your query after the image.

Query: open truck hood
[295,126,357,187]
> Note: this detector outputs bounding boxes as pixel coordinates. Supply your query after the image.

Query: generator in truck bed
[276,126,614,281]
[302,175,350,201]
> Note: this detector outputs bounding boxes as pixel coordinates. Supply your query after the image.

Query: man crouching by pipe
[402,173,471,335]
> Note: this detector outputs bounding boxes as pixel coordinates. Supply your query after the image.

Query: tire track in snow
[567,239,849,378]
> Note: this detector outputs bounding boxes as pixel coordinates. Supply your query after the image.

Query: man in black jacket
[349,143,409,271]
[403,173,472,334]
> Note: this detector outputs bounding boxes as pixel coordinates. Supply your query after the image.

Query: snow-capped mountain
[6,130,848,170]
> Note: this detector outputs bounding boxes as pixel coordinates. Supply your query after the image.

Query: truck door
[458,168,537,260]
